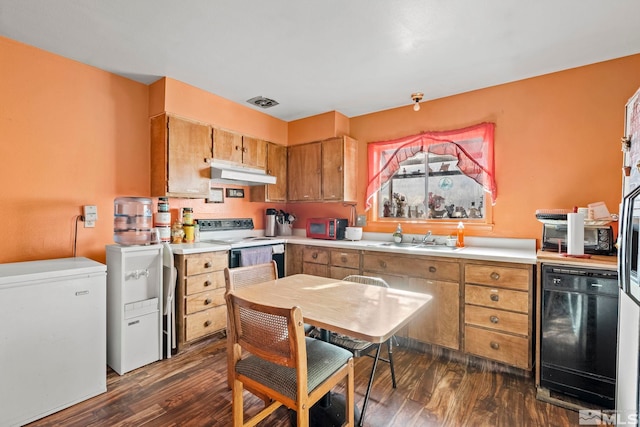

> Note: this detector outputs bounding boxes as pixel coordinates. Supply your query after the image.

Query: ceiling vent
[247,96,279,109]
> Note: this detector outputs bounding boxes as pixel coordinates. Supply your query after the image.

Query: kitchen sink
[370,242,460,251]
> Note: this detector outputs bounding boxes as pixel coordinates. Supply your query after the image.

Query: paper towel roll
[567,212,584,255]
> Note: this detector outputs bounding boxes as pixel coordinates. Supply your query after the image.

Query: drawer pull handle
[490,315,499,323]
[341,255,347,262]
[490,341,500,350]
[312,252,318,259]
[490,293,499,302]
[379,260,387,268]
[204,320,212,327]
[204,262,212,268]
[204,280,212,287]
[490,272,500,280]
[204,298,212,305]
[428,266,437,273]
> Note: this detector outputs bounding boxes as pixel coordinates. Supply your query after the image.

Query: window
[366,123,496,223]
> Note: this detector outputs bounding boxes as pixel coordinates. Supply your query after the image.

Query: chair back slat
[225,261,277,291]
[343,274,390,288]
[227,293,304,369]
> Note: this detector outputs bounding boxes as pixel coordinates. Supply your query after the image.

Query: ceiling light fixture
[411,92,423,111]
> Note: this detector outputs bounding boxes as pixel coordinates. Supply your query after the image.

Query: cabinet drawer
[330,249,359,268]
[363,253,459,282]
[185,288,225,315]
[465,264,530,291]
[465,284,528,313]
[465,325,529,368]
[185,270,226,295]
[303,262,328,277]
[185,305,227,342]
[303,247,330,264]
[185,251,228,276]
[329,266,359,280]
[465,304,528,336]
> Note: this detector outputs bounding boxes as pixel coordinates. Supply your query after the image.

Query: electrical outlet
[356,214,367,227]
[83,205,97,228]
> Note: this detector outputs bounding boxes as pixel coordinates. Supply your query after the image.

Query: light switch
[83,205,97,228]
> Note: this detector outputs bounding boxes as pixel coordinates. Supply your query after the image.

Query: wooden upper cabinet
[287,142,322,201]
[287,136,357,202]
[250,142,287,202]
[213,128,243,164]
[150,114,212,198]
[213,128,267,169]
[322,136,357,202]
[241,136,267,169]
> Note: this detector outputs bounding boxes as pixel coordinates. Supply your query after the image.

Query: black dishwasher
[540,264,618,408]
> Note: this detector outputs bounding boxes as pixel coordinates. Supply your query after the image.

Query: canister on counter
[157,225,171,242]
[182,207,193,225]
[157,197,169,212]
[183,224,194,243]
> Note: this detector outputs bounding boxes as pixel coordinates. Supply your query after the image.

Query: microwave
[541,224,615,255]
[306,218,348,240]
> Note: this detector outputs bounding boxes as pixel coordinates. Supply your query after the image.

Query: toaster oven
[541,224,615,255]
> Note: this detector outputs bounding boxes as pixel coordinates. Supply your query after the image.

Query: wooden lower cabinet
[302,246,329,277]
[299,246,360,279]
[175,251,228,351]
[286,244,535,370]
[286,244,303,276]
[462,260,534,370]
[362,251,461,350]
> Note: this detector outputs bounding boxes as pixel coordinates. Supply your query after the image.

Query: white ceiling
[2,1,640,121]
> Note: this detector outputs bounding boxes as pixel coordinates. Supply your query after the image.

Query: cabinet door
[213,128,243,164]
[288,142,321,201]
[322,136,357,202]
[251,142,287,202]
[151,114,212,197]
[406,277,460,350]
[168,116,212,197]
[242,136,267,169]
[286,244,303,276]
[266,142,287,201]
[322,137,344,201]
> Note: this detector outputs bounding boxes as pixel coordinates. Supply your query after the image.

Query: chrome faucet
[413,230,433,244]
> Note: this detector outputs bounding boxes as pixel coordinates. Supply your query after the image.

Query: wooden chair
[224,262,278,390]
[226,292,355,427]
[331,275,397,427]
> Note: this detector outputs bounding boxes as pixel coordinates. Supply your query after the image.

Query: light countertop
[536,250,617,270]
[169,233,537,264]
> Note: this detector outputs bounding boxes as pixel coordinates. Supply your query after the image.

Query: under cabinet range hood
[210,160,277,186]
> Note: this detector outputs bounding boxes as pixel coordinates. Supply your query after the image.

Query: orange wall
[3,32,640,265]
[0,36,149,264]
[288,111,351,145]
[290,55,640,241]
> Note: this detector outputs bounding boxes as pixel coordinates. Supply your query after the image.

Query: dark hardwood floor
[27,338,581,427]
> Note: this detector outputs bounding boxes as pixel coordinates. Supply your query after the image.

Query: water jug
[114,197,155,245]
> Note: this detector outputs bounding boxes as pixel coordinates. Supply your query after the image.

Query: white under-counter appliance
[198,218,286,277]
[106,244,163,375]
[0,257,106,427]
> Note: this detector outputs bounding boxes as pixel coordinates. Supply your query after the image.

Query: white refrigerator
[617,86,640,424]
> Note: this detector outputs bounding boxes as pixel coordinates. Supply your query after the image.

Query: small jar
[171,221,185,244]
[157,197,169,213]
[182,207,193,225]
[183,224,195,243]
